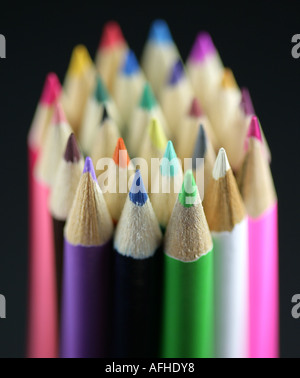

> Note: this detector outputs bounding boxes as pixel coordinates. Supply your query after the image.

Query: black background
[0,0,299,358]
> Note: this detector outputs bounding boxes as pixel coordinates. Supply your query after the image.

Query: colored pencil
[192,125,216,200]
[113,49,146,128]
[162,171,214,358]
[127,82,169,157]
[80,75,121,155]
[209,68,241,149]
[95,21,128,93]
[49,134,84,316]
[103,138,134,224]
[150,141,183,231]
[237,116,278,358]
[204,148,249,358]
[91,105,120,174]
[113,170,162,357]
[27,73,62,358]
[176,97,218,160]
[160,60,194,138]
[142,19,180,97]
[61,157,114,358]
[138,117,167,190]
[62,45,95,136]
[187,32,224,117]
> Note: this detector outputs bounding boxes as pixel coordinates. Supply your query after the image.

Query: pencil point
[221,68,238,89]
[53,102,67,125]
[68,45,92,77]
[179,170,198,208]
[247,116,262,142]
[189,98,203,117]
[149,118,167,150]
[139,83,157,110]
[240,87,255,116]
[40,73,62,106]
[213,148,231,180]
[122,50,140,76]
[64,134,81,163]
[101,105,110,123]
[149,19,173,44]
[113,138,131,168]
[168,60,184,86]
[189,32,216,63]
[83,157,97,182]
[94,76,110,103]
[192,125,207,169]
[129,170,148,206]
[161,141,179,177]
[99,21,125,49]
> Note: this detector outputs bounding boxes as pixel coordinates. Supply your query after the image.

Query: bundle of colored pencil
[27,19,278,359]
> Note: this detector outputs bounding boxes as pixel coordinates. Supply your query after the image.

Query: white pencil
[204,148,249,358]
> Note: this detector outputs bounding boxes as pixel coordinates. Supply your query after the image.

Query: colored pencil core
[192,125,207,170]
[168,60,184,86]
[247,116,262,142]
[189,98,203,117]
[129,170,148,206]
[139,83,157,110]
[99,21,125,49]
[149,118,167,150]
[68,45,93,77]
[149,19,173,44]
[83,157,97,182]
[179,171,197,208]
[40,73,62,106]
[64,134,81,163]
[94,76,110,103]
[122,50,140,76]
[113,138,130,168]
[161,141,179,177]
[221,69,238,89]
[189,32,216,63]
[240,87,255,116]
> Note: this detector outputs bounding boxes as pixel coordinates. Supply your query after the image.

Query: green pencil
[161,170,214,358]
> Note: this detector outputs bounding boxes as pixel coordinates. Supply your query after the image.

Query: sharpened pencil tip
[179,170,198,208]
[113,138,131,168]
[161,141,179,177]
[68,45,92,77]
[149,19,173,44]
[129,170,148,206]
[213,148,231,180]
[64,133,81,163]
[240,87,255,116]
[168,60,184,86]
[83,157,97,182]
[247,116,262,142]
[40,73,62,106]
[94,75,110,103]
[148,118,167,150]
[99,21,125,49]
[122,50,140,76]
[189,98,203,117]
[139,83,157,110]
[189,31,216,63]
[221,68,238,89]
[192,125,207,169]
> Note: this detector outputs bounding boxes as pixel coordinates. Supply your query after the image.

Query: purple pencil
[60,157,114,358]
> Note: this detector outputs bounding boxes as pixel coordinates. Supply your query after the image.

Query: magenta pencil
[238,116,278,358]
[61,158,114,358]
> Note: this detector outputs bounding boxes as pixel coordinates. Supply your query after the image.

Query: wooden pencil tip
[213,148,231,180]
[168,60,184,86]
[129,170,148,206]
[247,116,262,142]
[161,141,179,177]
[192,125,207,169]
[53,102,67,125]
[189,97,203,117]
[99,21,125,49]
[113,138,131,168]
[122,49,140,76]
[94,75,110,104]
[240,87,255,116]
[189,31,216,63]
[149,19,173,44]
[148,118,167,150]
[68,45,92,76]
[139,83,157,110]
[40,73,62,106]
[179,170,198,208]
[221,68,238,89]
[83,157,97,182]
[64,134,81,163]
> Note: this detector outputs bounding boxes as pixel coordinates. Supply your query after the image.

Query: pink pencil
[238,116,279,358]
[27,75,63,358]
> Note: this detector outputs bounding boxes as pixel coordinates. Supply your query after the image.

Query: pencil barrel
[161,250,214,358]
[52,218,65,318]
[60,239,113,358]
